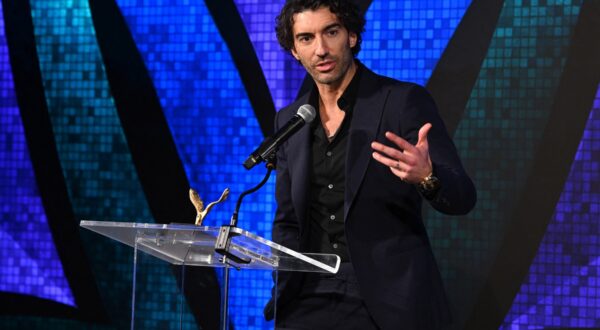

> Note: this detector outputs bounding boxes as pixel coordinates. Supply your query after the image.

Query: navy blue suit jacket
[266,64,476,330]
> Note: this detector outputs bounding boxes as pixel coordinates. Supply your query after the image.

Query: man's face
[290,6,357,86]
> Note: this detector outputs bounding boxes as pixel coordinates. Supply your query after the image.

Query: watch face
[420,176,440,192]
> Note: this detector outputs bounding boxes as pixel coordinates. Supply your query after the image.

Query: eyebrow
[295,23,342,40]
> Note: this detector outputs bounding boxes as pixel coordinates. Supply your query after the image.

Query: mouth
[315,60,336,72]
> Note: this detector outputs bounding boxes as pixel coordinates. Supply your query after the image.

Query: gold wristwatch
[417,173,440,199]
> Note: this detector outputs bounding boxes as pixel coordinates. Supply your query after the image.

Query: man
[265,1,476,329]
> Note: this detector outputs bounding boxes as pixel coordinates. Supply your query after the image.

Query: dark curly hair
[275,0,366,57]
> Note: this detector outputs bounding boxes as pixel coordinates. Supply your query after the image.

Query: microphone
[244,104,317,169]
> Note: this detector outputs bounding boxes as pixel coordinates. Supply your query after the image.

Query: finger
[372,152,409,181]
[371,141,410,163]
[384,131,417,153]
[417,123,432,148]
[372,151,408,171]
[391,167,407,181]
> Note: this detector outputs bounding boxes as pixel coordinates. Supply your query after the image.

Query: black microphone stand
[214,153,276,330]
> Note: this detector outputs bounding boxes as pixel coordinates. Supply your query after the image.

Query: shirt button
[332,243,338,249]
[330,215,336,221]
[328,184,333,189]
[326,151,332,157]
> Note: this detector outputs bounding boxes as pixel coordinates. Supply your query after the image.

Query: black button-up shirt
[306,65,362,263]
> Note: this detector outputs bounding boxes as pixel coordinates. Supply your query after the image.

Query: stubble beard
[311,57,351,86]
[304,47,355,86]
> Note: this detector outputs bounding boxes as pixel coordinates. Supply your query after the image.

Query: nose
[315,35,329,58]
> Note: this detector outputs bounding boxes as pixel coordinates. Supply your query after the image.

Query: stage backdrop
[1,0,599,329]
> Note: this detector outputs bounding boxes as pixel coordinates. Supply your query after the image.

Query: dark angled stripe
[87,1,221,328]
[205,0,275,136]
[296,0,374,98]
[0,293,82,320]
[464,1,600,329]
[426,0,505,135]
[88,0,195,225]
[1,0,108,322]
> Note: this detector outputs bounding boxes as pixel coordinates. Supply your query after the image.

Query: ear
[349,32,358,48]
[291,47,300,61]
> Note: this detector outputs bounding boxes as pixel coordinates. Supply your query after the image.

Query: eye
[327,29,339,36]
[297,35,312,43]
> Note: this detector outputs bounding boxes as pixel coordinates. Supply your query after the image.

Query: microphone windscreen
[297,104,317,123]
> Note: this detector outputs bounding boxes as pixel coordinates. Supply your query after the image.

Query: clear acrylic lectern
[80,220,340,329]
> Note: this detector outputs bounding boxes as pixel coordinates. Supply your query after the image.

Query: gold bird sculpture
[189,187,230,226]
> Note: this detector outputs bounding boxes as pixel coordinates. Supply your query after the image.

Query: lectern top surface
[80,220,340,273]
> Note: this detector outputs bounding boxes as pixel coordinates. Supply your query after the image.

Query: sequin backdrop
[1,0,598,329]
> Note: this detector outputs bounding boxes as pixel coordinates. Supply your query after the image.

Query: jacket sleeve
[400,84,477,215]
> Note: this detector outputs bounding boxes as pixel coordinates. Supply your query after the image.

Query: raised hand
[371,123,433,184]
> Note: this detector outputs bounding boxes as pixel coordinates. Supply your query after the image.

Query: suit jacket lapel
[345,68,389,219]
